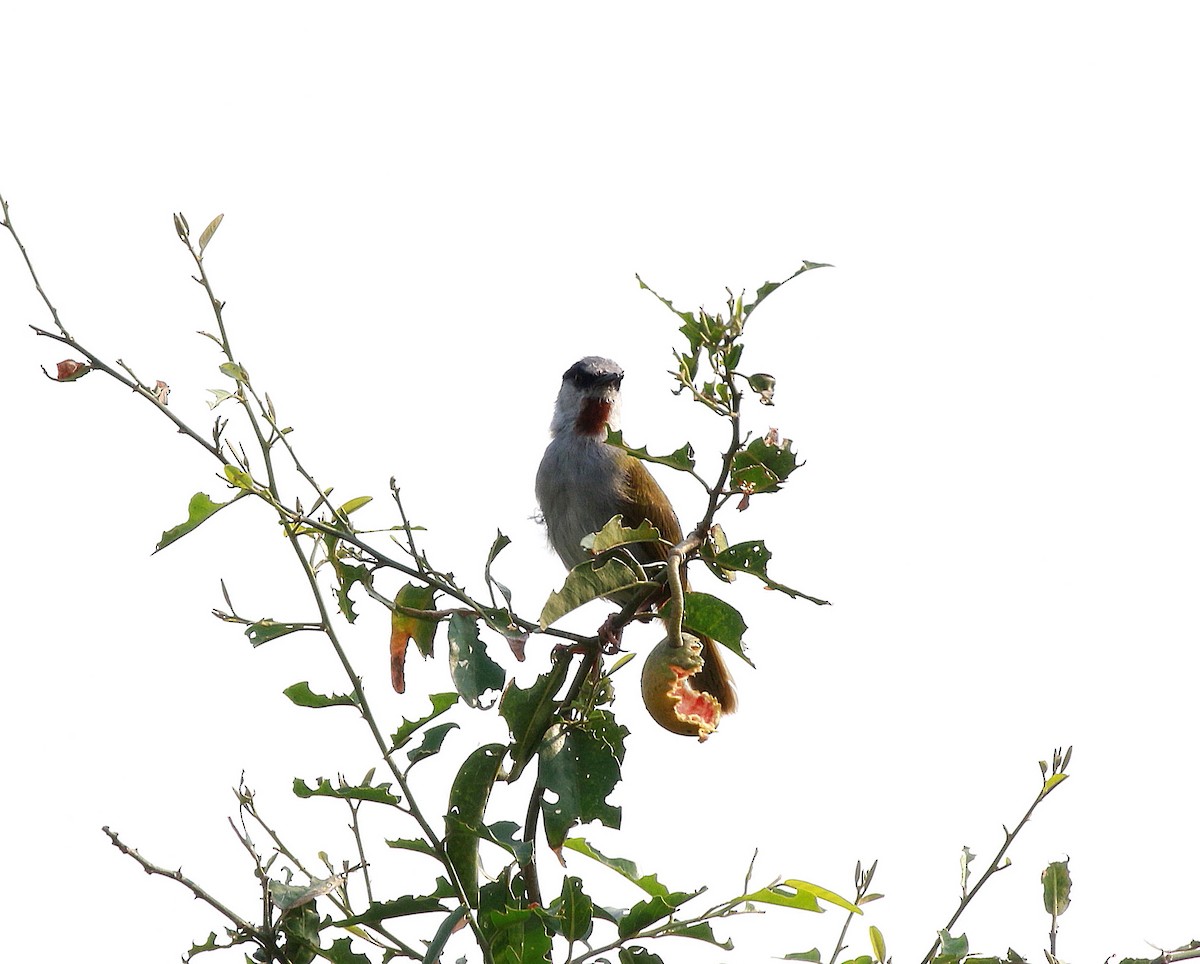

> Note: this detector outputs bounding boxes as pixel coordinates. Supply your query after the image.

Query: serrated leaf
[731,435,801,494]
[390,583,440,693]
[448,613,505,709]
[384,837,438,858]
[662,920,732,949]
[561,838,682,900]
[245,619,310,647]
[198,213,224,253]
[708,541,829,605]
[444,743,506,907]
[540,712,627,850]
[406,721,459,767]
[283,681,358,708]
[155,491,244,552]
[742,261,832,319]
[935,929,969,963]
[328,894,448,926]
[618,947,665,964]
[539,556,653,628]
[605,429,696,472]
[486,906,553,964]
[583,515,663,554]
[389,692,459,750]
[499,656,572,782]
[742,880,859,915]
[325,936,371,964]
[618,888,700,939]
[292,777,399,806]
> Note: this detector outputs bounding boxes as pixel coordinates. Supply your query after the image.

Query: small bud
[153,380,170,405]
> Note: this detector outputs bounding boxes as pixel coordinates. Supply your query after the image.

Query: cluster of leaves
[11,196,1178,964]
[7,194,859,964]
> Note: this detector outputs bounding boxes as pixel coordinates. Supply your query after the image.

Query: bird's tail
[692,632,737,714]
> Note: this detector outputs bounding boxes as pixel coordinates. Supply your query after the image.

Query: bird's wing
[614,453,683,564]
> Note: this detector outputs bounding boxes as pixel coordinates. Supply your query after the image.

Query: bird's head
[550,356,625,438]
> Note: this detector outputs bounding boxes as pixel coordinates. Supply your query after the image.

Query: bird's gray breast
[535,435,625,570]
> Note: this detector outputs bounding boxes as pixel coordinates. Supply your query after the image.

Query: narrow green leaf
[539,556,653,628]
[661,920,732,949]
[742,261,833,319]
[742,879,859,915]
[553,876,594,943]
[337,495,373,517]
[448,613,505,709]
[444,743,506,907]
[198,213,224,253]
[485,530,515,608]
[245,619,311,647]
[781,950,823,962]
[422,905,468,964]
[606,428,696,472]
[384,837,439,858]
[155,491,243,552]
[329,895,449,927]
[619,889,700,939]
[389,692,459,751]
[292,777,399,806]
[283,681,358,708]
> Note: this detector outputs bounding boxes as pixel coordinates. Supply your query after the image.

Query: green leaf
[662,591,753,665]
[292,777,399,806]
[384,836,438,859]
[390,583,441,693]
[155,491,244,552]
[499,656,572,782]
[618,888,699,939]
[223,464,254,491]
[390,692,459,751]
[1040,772,1069,798]
[618,947,665,964]
[561,838,675,898]
[606,428,696,472]
[708,541,829,605]
[934,929,969,964]
[219,361,248,383]
[406,721,459,767]
[552,876,594,943]
[742,879,859,915]
[539,556,653,628]
[444,743,506,906]
[448,613,505,709]
[869,924,887,963]
[782,950,823,962]
[206,388,235,409]
[245,619,311,647]
[1042,860,1072,916]
[336,495,373,517]
[747,372,776,405]
[198,213,224,253]
[485,530,516,612]
[661,920,732,949]
[330,556,368,624]
[329,894,449,927]
[539,711,627,850]
[583,514,664,554]
[731,435,801,495]
[486,907,553,964]
[326,936,372,964]
[742,261,832,319]
[283,681,358,708]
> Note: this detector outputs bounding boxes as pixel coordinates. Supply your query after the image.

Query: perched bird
[535,356,736,712]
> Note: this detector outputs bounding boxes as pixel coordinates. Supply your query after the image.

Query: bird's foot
[598,613,625,654]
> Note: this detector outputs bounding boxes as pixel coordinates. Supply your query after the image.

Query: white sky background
[2,3,1197,962]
